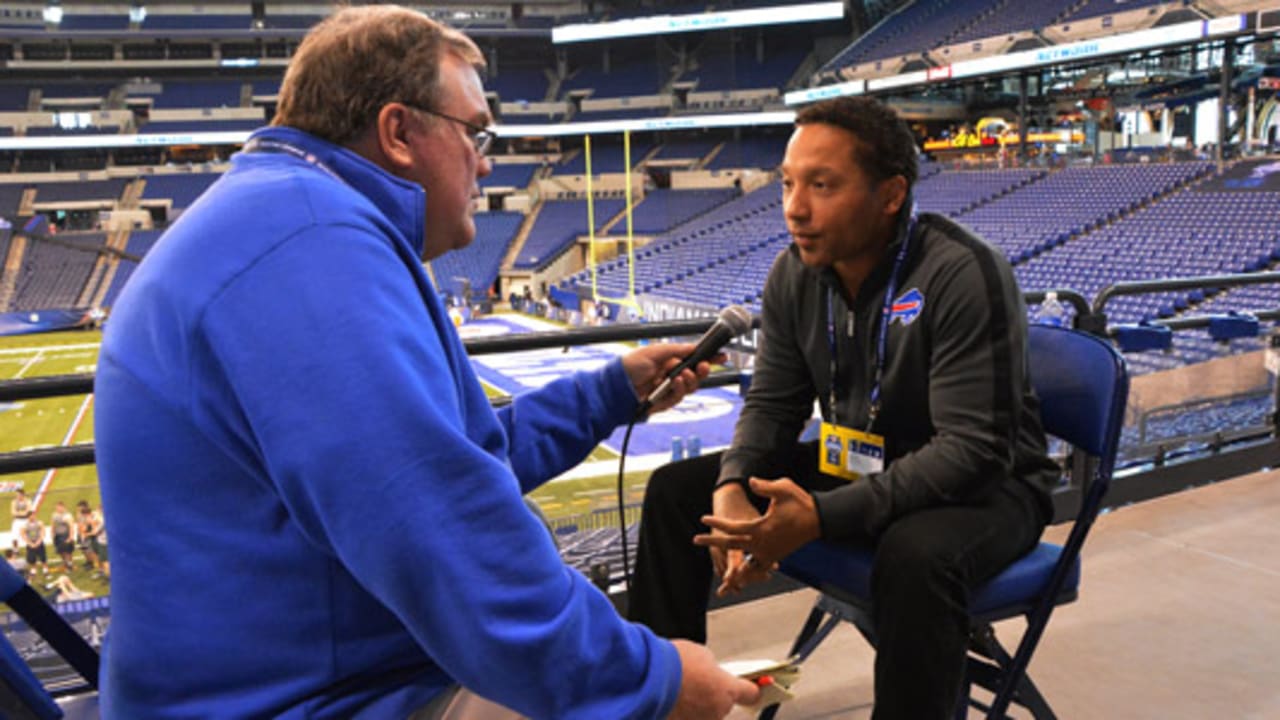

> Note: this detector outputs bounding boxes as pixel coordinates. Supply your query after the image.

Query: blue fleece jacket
[93,126,680,718]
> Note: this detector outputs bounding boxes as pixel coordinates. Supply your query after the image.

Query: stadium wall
[1129,349,1270,421]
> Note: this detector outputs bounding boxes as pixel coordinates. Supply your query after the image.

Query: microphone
[641,304,753,411]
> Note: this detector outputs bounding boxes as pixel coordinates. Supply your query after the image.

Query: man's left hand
[621,343,721,414]
[693,477,821,594]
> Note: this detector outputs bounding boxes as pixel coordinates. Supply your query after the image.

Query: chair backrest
[1027,324,1128,493]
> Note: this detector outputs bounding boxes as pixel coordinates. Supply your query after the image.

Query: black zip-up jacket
[719,213,1059,539]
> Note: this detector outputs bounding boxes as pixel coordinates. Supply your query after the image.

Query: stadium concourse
[709,467,1280,719]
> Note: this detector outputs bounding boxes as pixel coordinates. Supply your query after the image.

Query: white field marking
[32,393,94,513]
[0,342,100,356]
[12,349,43,379]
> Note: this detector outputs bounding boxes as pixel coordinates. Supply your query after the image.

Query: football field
[0,319,741,591]
[0,329,107,597]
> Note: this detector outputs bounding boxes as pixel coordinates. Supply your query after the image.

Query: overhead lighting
[553,2,844,44]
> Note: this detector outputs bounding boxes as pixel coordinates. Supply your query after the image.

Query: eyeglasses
[405,104,495,156]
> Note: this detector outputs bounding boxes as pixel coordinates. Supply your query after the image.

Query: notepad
[722,658,800,711]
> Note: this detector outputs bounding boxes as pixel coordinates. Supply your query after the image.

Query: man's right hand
[708,483,763,595]
[668,640,760,719]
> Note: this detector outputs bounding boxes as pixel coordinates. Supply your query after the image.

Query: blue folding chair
[0,560,99,719]
[765,324,1128,719]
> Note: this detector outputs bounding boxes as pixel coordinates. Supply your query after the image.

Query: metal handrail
[1092,271,1280,316]
[0,316,754,475]
[9,270,1280,478]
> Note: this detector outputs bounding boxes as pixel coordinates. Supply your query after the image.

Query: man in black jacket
[628,96,1058,720]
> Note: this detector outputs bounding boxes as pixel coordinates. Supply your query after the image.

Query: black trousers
[627,445,1047,720]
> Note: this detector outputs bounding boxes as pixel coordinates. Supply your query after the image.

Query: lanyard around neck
[826,206,917,430]
[242,136,347,185]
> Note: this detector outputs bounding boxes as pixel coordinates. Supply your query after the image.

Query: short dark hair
[795,96,918,192]
[274,5,485,146]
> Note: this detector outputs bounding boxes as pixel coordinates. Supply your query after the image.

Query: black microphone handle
[642,321,735,407]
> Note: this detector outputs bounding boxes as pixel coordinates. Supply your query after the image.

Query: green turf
[0,327,660,602]
[0,329,109,597]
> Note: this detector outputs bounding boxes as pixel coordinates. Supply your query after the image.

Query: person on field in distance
[93,5,757,719]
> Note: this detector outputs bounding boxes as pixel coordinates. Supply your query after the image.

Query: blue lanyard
[826,207,917,430]
[242,137,346,185]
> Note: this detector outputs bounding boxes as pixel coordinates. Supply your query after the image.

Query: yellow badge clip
[818,421,885,482]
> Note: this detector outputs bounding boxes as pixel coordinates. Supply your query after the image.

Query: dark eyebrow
[780,164,840,179]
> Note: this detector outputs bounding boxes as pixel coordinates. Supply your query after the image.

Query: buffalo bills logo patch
[889,288,924,326]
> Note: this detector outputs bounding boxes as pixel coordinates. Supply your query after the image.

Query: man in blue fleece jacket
[93,6,758,718]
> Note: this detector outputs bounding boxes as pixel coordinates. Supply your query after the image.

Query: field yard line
[0,342,100,356]
[12,349,43,379]
[32,393,94,513]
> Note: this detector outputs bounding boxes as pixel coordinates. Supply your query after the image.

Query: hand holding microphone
[627,305,753,417]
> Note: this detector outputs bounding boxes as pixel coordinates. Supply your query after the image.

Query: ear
[880,175,909,218]
[373,103,419,173]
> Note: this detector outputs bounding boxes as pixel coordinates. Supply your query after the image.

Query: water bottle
[1036,291,1067,327]
[671,436,685,462]
[686,435,701,458]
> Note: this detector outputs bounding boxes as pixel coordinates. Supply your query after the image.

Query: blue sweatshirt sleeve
[496,359,637,494]
[197,226,680,719]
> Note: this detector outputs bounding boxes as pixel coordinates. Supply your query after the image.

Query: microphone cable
[608,305,751,597]
[615,414,640,596]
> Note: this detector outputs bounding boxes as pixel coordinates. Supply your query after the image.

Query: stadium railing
[4,275,1280,509]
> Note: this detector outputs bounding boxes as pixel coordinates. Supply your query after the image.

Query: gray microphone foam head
[718,304,753,335]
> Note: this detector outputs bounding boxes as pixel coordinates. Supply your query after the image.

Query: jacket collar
[244,126,427,257]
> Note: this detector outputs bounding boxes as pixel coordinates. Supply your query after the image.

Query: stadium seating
[951,162,1212,266]
[914,167,1045,217]
[0,86,30,112]
[139,118,264,134]
[556,142,655,175]
[57,13,129,31]
[562,61,668,98]
[430,212,524,299]
[480,163,540,190]
[705,136,786,171]
[563,182,785,310]
[1119,392,1273,466]
[488,68,552,103]
[649,138,720,163]
[141,13,250,30]
[602,189,738,236]
[100,229,164,309]
[25,126,123,137]
[1060,0,1170,23]
[32,181,126,206]
[821,0,1001,71]
[683,47,807,92]
[139,173,221,212]
[514,198,626,271]
[10,233,105,311]
[947,0,1078,45]
[0,184,26,217]
[39,83,115,104]
[142,81,243,109]
[1015,186,1280,324]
